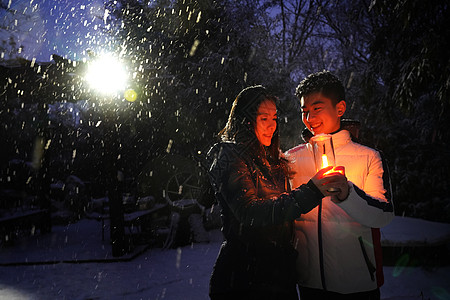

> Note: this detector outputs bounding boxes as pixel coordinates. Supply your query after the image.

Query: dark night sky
[1,0,110,62]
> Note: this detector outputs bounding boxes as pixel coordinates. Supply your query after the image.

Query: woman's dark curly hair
[219,85,290,177]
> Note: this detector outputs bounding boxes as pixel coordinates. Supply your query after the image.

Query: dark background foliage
[1,0,449,222]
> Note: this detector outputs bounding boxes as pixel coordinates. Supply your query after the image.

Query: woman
[206,86,346,299]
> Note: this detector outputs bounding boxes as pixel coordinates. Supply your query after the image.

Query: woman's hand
[311,166,349,202]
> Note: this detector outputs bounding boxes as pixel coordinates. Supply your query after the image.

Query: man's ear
[336,100,346,117]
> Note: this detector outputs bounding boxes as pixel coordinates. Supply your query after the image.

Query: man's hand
[311,166,349,201]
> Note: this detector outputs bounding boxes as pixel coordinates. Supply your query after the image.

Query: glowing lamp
[311,134,336,170]
[85,53,128,96]
[311,134,344,192]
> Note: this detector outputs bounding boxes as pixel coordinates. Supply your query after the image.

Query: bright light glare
[85,53,128,95]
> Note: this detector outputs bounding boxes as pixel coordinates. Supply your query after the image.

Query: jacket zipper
[358,236,376,281]
[318,200,327,290]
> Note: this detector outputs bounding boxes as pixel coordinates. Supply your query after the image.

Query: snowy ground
[0,217,449,300]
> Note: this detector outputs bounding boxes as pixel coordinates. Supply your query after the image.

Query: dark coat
[207,142,323,297]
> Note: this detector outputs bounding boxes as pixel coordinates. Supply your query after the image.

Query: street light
[84,52,131,256]
[85,53,128,96]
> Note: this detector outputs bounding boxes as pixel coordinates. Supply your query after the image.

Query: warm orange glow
[321,154,329,168]
[320,153,344,176]
[323,167,345,176]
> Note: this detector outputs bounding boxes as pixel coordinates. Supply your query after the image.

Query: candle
[311,134,344,192]
[311,134,336,172]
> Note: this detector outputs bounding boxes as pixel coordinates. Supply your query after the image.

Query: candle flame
[321,154,329,168]
[321,154,344,176]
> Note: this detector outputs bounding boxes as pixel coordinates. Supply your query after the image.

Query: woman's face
[255,100,277,146]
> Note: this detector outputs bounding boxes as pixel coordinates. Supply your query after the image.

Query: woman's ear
[336,100,346,117]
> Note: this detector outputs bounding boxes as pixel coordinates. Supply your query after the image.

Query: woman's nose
[268,120,276,130]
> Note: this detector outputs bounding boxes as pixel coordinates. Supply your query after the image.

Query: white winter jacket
[285,130,394,294]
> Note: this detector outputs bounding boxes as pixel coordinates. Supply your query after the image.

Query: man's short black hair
[295,71,345,105]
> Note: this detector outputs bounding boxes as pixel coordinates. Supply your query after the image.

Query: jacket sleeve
[337,150,394,228]
[209,144,322,227]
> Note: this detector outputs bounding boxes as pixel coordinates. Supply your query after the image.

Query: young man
[285,71,394,299]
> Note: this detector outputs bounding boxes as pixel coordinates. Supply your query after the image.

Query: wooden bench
[124,209,156,234]
[99,203,170,242]
[0,209,50,244]
[0,186,52,245]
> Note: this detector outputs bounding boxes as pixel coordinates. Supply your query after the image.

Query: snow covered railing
[381,216,450,247]
[380,216,450,266]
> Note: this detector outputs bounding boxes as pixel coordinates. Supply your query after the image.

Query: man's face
[300,92,346,135]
